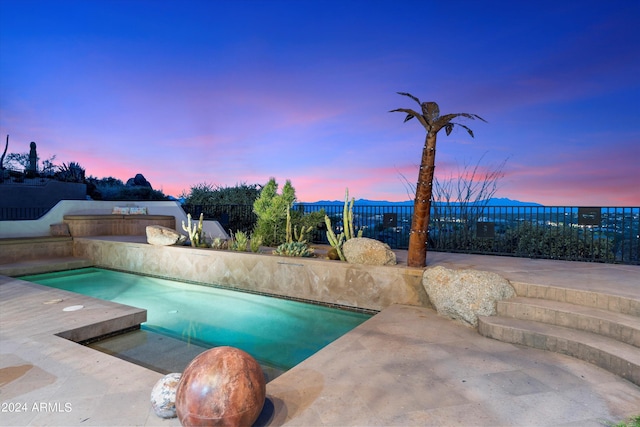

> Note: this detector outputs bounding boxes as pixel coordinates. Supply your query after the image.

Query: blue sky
[1,0,638,205]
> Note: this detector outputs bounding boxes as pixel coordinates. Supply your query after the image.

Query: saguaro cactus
[182,213,205,247]
[324,188,362,261]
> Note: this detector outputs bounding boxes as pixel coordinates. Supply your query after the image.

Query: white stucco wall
[0,200,228,240]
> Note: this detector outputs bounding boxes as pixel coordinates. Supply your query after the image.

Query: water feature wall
[73,237,428,312]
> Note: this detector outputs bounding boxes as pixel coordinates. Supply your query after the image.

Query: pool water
[21,268,371,371]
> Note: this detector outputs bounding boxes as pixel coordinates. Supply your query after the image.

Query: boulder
[146,225,187,246]
[126,173,152,188]
[343,237,397,266]
[422,266,515,327]
[150,373,181,418]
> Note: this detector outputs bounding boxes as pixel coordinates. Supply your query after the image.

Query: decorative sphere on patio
[175,346,266,427]
[150,372,182,418]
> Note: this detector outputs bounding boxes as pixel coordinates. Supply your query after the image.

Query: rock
[175,346,266,427]
[146,225,187,246]
[126,173,152,188]
[327,247,340,260]
[343,237,397,266]
[150,373,181,419]
[422,266,515,327]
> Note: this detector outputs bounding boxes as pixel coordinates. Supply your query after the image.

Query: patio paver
[1,250,639,426]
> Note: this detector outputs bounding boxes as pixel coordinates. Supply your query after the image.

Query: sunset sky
[1,0,638,205]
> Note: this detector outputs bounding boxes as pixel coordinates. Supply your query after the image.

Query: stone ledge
[63,214,175,220]
[63,214,176,237]
[0,236,73,245]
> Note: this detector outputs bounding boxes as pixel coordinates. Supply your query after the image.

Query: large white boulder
[146,225,187,246]
[343,237,397,266]
[422,266,515,327]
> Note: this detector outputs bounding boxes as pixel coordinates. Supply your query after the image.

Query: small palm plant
[391,92,486,268]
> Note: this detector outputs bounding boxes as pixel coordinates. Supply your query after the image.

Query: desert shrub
[252,178,324,247]
[182,182,260,232]
[182,182,260,205]
[503,222,614,261]
[252,178,296,246]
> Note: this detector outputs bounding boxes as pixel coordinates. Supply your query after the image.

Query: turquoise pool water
[21,268,371,371]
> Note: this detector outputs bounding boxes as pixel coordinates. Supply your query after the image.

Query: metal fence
[5,201,635,265]
[0,206,52,220]
[184,203,639,265]
[182,204,256,234]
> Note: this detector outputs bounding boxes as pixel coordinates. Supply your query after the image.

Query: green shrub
[504,222,614,261]
[253,178,295,246]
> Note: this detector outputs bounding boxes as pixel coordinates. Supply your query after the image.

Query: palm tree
[391,92,486,268]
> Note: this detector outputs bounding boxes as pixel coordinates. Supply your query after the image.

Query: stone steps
[496,297,640,347]
[478,315,640,386]
[509,281,640,316]
[478,281,640,386]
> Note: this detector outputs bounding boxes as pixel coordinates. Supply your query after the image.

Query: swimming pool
[20,268,372,372]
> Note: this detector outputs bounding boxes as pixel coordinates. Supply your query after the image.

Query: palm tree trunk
[407,131,437,268]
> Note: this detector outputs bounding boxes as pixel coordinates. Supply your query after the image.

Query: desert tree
[430,154,508,250]
[390,92,486,267]
[399,153,508,250]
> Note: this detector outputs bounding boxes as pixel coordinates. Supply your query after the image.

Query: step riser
[496,301,640,347]
[511,282,640,316]
[0,259,94,277]
[478,319,640,387]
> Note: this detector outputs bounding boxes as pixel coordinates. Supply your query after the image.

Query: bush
[252,178,296,246]
[252,178,325,247]
[181,182,260,233]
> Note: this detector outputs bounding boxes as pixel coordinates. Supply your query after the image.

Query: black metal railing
[182,203,639,264]
[0,206,52,220]
[182,204,256,234]
[6,201,637,265]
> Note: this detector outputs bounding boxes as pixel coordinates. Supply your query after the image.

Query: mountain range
[300,197,543,207]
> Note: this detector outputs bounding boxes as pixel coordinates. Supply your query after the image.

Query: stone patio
[1,242,639,426]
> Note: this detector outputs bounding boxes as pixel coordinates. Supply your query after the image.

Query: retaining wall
[73,237,428,312]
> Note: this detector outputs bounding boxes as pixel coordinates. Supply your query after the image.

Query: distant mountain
[300,197,542,207]
[483,197,543,207]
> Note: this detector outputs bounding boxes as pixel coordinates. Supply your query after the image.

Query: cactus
[285,204,293,243]
[229,230,249,251]
[325,215,346,260]
[211,237,228,250]
[294,224,313,243]
[324,188,363,261]
[273,241,314,257]
[250,233,263,253]
[284,203,313,243]
[182,213,205,247]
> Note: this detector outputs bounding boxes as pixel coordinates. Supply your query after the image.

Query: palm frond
[391,108,428,129]
[454,122,475,137]
[389,107,420,117]
[445,123,454,136]
[397,92,421,105]
[455,112,487,122]
[472,114,488,123]
[438,113,459,124]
